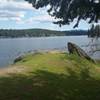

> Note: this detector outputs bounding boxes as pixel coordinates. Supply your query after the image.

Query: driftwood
[68,42,95,63]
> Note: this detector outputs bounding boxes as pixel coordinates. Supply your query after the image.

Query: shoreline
[0,46,100,99]
[0,50,66,70]
[0,49,100,69]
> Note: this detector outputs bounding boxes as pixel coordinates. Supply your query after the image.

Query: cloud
[0,10,25,17]
[0,0,64,30]
[0,0,34,21]
[0,0,34,11]
[15,14,56,25]
[27,15,55,23]
[0,0,56,24]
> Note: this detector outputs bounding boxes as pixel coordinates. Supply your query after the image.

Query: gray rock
[68,42,95,63]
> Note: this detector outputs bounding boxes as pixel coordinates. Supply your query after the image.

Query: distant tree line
[0,29,87,38]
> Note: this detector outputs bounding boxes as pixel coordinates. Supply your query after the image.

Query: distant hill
[0,29,87,38]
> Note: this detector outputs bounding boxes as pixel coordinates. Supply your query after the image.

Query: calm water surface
[0,36,100,68]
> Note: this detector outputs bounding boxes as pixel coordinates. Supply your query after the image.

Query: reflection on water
[0,36,99,68]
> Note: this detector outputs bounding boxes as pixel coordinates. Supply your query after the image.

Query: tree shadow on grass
[0,67,100,100]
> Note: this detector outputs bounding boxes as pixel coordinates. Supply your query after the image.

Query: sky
[0,0,94,31]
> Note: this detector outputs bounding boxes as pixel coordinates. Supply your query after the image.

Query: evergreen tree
[88,24,100,37]
[25,0,100,28]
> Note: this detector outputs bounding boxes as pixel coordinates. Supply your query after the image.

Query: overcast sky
[0,0,92,30]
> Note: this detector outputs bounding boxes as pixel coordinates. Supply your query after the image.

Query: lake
[0,36,100,68]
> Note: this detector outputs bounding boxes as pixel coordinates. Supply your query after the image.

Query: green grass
[0,52,100,100]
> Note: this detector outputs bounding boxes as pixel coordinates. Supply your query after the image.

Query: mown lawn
[0,52,100,100]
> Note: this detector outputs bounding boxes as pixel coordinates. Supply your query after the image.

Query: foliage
[25,0,100,28]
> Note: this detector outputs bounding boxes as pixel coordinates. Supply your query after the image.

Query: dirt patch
[0,65,28,76]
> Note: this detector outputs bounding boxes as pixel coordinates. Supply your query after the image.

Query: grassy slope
[0,52,100,100]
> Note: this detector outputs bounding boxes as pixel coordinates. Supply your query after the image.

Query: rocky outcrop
[14,56,23,63]
[68,42,95,63]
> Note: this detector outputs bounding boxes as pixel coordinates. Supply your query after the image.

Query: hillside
[0,29,87,38]
[0,51,100,100]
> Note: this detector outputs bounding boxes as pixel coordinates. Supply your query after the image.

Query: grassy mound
[0,52,100,100]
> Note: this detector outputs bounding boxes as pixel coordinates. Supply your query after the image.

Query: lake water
[0,36,100,68]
